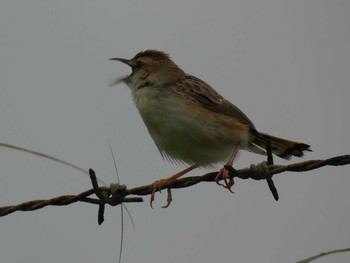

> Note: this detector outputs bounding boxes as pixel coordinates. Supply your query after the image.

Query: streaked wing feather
[173,75,255,128]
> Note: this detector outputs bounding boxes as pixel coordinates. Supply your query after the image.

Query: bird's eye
[133,61,143,71]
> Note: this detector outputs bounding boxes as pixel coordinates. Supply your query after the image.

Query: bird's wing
[172,75,256,128]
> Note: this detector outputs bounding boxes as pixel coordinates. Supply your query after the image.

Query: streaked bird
[110,50,311,207]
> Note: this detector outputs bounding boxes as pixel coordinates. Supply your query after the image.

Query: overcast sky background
[1,1,349,262]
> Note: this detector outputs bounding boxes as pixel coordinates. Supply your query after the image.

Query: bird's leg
[215,144,241,192]
[150,164,197,208]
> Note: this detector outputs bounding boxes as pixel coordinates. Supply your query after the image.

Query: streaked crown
[110,50,185,88]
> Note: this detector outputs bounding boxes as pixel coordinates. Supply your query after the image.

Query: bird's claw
[215,166,235,193]
[150,179,173,208]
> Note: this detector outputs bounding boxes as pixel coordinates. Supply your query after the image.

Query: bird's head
[110,50,185,89]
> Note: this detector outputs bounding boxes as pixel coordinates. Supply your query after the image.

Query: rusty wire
[1,154,349,222]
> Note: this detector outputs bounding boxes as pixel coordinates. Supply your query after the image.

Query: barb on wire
[0,154,349,220]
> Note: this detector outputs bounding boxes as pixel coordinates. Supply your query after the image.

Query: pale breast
[131,86,250,166]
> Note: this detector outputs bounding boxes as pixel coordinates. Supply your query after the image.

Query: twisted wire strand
[1,154,349,218]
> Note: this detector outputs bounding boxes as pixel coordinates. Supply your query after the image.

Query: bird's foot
[215,166,235,193]
[150,179,173,209]
[149,165,197,208]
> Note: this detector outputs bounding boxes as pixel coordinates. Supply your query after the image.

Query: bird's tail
[251,133,312,160]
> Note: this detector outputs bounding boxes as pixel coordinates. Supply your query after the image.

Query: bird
[110,50,311,208]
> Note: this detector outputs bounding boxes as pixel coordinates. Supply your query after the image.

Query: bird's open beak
[109,57,133,87]
[109,57,132,66]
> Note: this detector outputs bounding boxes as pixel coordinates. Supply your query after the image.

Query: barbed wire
[1,154,349,223]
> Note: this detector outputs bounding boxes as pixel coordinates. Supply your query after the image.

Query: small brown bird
[110,50,311,207]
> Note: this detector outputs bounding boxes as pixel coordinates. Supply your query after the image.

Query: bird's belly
[134,91,249,166]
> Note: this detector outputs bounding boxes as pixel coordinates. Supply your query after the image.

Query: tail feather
[252,133,312,160]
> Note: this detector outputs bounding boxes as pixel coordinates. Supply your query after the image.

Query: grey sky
[1,1,349,262]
